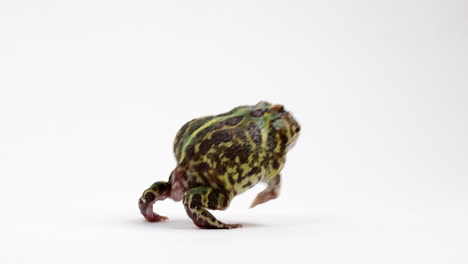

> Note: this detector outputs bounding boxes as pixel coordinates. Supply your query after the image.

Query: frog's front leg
[250,175,281,208]
[138,181,171,222]
[183,186,242,229]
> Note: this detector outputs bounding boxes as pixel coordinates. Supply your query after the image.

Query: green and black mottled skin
[138,101,300,229]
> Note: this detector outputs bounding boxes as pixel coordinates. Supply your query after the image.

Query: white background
[1,0,467,263]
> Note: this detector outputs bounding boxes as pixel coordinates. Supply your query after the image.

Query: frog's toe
[226,224,243,229]
[250,193,272,208]
[197,223,243,229]
[145,213,169,222]
[250,177,280,208]
[140,200,169,222]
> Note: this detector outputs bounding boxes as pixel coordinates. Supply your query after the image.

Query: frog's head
[255,101,301,152]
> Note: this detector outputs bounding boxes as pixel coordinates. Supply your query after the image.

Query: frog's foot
[143,212,169,222]
[183,186,242,229]
[250,176,280,208]
[138,181,171,222]
[250,190,278,208]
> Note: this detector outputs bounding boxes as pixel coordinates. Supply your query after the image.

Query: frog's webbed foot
[250,176,280,208]
[138,181,171,222]
[183,186,242,229]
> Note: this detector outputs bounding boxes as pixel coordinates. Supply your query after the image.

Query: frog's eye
[271,105,284,113]
[291,125,300,133]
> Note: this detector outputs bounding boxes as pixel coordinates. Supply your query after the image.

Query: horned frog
[138,101,300,229]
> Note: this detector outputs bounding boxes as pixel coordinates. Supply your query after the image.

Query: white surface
[1,0,467,263]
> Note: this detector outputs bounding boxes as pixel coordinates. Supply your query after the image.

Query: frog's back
[170,102,291,194]
[173,105,254,163]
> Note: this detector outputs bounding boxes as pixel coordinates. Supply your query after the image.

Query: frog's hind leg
[250,175,281,208]
[183,186,242,229]
[138,181,171,222]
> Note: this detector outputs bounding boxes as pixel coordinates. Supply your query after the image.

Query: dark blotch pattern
[236,167,244,180]
[228,173,236,185]
[267,130,277,152]
[279,133,288,154]
[237,146,249,163]
[224,144,241,160]
[199,140,213,155]
[211,130,232,143]
[250,108,268,117]
[185,145,196,159]
[261,155,270,167]
[216,165,226,175]
[242,181,252,188]
[150,181,170,194]
[221,116,243,126]
[208,153,221,168]
[207,192,219,209]
[193,162,210,172]
[272,160,280,170]
[190,194,202,209]
[247,167,261,177]
[144,192,156,203]
[247,123,262,146]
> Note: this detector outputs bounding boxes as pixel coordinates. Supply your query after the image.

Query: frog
[138,101,300,229]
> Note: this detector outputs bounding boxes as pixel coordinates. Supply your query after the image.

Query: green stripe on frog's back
[174,116,214,160]
[177,107,251,163]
